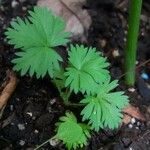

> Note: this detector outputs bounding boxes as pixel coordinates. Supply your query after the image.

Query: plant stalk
[34,138,51,150]
[125,0,142,86]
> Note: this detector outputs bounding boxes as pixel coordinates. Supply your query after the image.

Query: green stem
[65,101,84,107]
[65,88,72,103]
[52,79,70,102]
[52,78,83,107]
[34,138,51,150]
[125,0,142,86]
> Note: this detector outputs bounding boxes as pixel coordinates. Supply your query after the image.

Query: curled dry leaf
[0,70,18,110]
[122,104,146,124]
[37,0,92,41]
[122,114,132,125]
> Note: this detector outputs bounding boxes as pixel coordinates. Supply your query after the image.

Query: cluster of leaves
[5,6,129,150]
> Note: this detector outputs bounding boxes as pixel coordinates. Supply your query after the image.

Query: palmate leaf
[55,112,91,150]
[65,45,110,94]
[80,79,129,131]
[12,47,62,78]
[5,6,70,78]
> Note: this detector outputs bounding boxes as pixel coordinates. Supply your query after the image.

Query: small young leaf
[5,6,70,78]
[65,45,110,95]
[80,79,129,131]
[55,112,91,150]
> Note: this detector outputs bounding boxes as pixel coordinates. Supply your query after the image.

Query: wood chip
[123,104,146,122]
[0,70,18,110]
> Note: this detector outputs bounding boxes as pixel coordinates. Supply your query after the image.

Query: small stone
[11,122,15,126]
[136,61,139,65]
[135,126,139,130]
[129,147,133,150]
[10,105,14,111]
[137,121,141,126]
[50,98,56,105]
[141,32,145,36]
[49,138,60,146]
[17,124,25,130]
[26,112,33,117]
[141,14,148,22]
[19,140,25,146]
[112,49,120,57]
[131,118,136,124]
[98,39,107,48]
[34,129,39,133]
[16,98,20,101]
[128,88,135,92]
[32,116,36,120]
[124,30,127,35]
[22,6,27,11]
[128,124,133,129]
[123,38,127,42]
[141,73,149,80]
[11,0,19,8]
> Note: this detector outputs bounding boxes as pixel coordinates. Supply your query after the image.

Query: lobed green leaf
[5,6,70,78]
[65,44,110,95]
[55,112,91,150]
[80,79,129,131]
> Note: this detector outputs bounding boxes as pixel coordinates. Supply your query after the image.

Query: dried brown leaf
[37,0,91,41]
[122,114,132,125]
[123,104,146,122]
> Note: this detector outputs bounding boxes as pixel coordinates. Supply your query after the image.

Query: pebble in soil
[141,72,149,80]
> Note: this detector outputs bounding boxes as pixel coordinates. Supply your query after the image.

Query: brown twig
[0,70,18,110]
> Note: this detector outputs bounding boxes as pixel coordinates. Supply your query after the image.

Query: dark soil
[0,0,150,150]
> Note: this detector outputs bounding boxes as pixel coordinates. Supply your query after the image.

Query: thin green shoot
[124,0,142,86]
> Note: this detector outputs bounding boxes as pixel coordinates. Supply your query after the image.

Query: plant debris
[37,0,92,41]
[123,104,146,123]
[0,70,18,110]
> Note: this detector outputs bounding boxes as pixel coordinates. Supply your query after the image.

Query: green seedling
[125,0,142,86]
[5,6,129,150]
